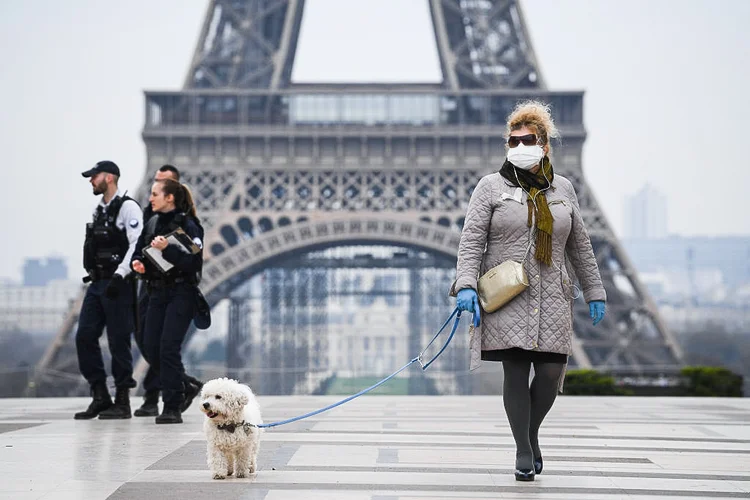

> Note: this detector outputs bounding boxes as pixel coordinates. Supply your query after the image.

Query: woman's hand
[589,300,606,326]
[150,235,168,250]
[132,260,145,274]
[456,288,481,327]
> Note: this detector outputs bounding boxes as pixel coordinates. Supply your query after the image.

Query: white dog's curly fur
[199,377,262,479]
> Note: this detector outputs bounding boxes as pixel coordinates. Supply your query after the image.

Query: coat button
[533,308,538,313]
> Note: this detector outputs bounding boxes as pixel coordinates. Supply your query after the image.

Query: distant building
[0,279,80,336]
[22,257,68,286]
[330,296,408,378]
[623,184,668,240]
[623,236,750,290]
[327,270,409,379]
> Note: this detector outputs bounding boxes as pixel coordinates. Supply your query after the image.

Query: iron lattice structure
[31,0,681,397]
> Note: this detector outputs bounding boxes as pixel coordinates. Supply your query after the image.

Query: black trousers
[134,288,161,394]
[143,283,196,409]
[75,279,136,389]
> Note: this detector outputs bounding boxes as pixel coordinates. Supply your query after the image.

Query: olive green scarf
[499,157,554,266]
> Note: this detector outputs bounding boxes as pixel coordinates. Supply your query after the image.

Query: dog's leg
[234,443,251,478]
[224,450,234,477]
[249,434,260,474]
[208,445,229,480]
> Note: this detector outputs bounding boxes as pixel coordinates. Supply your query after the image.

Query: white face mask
[507,143,544,170]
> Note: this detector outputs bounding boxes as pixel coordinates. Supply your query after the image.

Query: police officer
[132,178,204,424]
[74,161,142,420]
[133,165,204,417]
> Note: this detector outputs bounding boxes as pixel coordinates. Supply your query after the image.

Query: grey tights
[502,359,565,470]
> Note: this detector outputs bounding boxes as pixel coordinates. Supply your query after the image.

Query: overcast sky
[0,0,748,282]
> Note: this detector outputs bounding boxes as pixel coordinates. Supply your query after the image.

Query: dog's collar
[216,421,256,434]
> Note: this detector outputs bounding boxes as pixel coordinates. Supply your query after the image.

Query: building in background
[0,259,76,397]
[623,184,668,240]
[625,236,750,334]
[624,236,750,294]
[0,278,80,336]
[22,257,68,287]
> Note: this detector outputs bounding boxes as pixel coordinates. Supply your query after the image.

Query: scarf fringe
[534,230,553,266]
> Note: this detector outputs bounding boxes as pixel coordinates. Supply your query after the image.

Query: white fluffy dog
[199,377,262,479]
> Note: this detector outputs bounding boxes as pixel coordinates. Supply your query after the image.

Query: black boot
[98,387,132,419]
[181,380,203,413]
[134,390,159,417]
[155,406,183,424]
[74,382,112,420]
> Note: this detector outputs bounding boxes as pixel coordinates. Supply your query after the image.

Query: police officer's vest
[142,211,202,285]
[83,195,136,280]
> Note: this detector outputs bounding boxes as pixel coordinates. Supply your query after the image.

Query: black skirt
[482,347,567,364]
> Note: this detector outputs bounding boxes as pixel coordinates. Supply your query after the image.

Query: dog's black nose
[203,402,210,409]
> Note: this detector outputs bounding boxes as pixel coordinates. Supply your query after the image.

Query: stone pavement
[1,396,749,499]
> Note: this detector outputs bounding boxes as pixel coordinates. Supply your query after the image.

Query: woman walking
[452,101,607,480]
[131,178,204,424]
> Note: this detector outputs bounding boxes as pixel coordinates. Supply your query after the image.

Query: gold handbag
[476,260,529,313]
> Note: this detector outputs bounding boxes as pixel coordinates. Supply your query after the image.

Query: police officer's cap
[82,160,120,178]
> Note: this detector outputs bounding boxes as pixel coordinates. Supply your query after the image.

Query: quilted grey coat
[452,172,606,370]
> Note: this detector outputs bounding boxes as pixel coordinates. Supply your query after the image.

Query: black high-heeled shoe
[534,457,543,475]
[514,468,535,481]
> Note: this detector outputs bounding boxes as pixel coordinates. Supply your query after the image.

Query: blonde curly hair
[506,100,559,149]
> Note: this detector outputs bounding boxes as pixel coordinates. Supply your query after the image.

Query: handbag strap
[494,173,535,269]
[521,227,534,266]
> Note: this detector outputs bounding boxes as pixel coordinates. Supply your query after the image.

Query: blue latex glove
[456,288,481,327]
[589,300,606,326]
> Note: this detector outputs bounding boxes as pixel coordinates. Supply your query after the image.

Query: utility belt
[82,269,117,283]
[146,276,196,290]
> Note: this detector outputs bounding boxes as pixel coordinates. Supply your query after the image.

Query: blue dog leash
[255,307,463,429]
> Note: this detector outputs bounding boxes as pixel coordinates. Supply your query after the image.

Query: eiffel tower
[31,0,682,397]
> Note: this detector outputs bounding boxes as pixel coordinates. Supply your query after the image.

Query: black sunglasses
[507,134,538,148]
